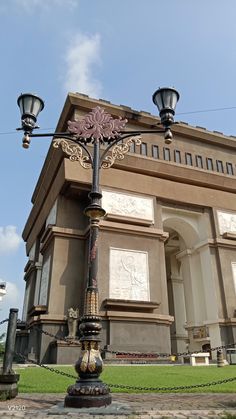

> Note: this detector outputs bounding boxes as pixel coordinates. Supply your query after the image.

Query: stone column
[197,242,222,356]
[170,270,188,353]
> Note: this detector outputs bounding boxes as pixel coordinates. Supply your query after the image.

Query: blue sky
[0,0,236,328]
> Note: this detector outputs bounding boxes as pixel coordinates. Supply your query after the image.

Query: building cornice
[57,93,236,150]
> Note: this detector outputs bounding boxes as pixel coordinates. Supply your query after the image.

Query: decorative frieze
[109,248,150,301]
[102,190,154,224]
[217,210,236,235]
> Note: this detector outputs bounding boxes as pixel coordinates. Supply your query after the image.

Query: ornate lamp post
[17,87,179,408]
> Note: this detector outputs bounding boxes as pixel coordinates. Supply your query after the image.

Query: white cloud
[0,281,24,331]
[0,226,22,254]
[64,32,102,98]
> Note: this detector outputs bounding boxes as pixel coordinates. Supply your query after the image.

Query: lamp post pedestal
[65,331,111,408]
[65,185,111,407]
[65,335,111,408]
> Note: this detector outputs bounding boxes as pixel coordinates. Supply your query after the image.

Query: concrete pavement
[0,393,236,418]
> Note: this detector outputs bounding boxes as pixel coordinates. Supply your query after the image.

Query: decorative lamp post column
[17,88,179,408]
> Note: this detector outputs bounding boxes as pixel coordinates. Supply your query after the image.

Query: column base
[64,378,112,408]
[0,374,20,400]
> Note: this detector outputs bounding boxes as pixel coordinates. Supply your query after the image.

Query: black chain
[36,324,236,358]
[14,350,236,392]
[106,341,236,359]
[17,321,236,359]
[107,376,236,391]
[14,351,77,379]
[0,318,9,325]
[33,325,81,345]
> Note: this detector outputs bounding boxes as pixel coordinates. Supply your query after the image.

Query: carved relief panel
[109,248,150,301]
[217,210,236,235]
[102,190,154,224]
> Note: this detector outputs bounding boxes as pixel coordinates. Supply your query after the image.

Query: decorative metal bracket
[101,136,142,168]
[53,135,143,170]
[53,138,92,169]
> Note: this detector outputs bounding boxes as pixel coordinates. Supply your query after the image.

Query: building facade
[16,93,236,363]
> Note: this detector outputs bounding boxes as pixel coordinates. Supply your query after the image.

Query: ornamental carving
[66,307,79,340]
[53,138,91,168]
[67,106,128,142]
[67,382,110,396]
[102,190,154,222]
[193,326,209,339]
[217,210,236,235]
[109,248,150,301]
[102,136,142,168]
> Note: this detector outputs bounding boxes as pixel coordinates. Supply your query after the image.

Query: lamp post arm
[27,131,93,164]
[27,126,167,138]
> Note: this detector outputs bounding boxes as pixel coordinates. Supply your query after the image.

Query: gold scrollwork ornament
[53,138,91,169]
[102,136,142,169]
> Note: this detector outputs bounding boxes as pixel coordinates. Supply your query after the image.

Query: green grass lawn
[16,365,236,393]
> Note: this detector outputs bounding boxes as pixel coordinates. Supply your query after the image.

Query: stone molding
[28,305,47,317]
[214,237,236,249]
[28,315,67,327]
[24,261,42,280]
[103,298,160,312]
[100,220,168,241]
[223,232,236,240]
[176,248,192,259]
[40,225,87,254]
[103,310,174,325]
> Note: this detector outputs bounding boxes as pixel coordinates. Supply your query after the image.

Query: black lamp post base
[64,378,112,408]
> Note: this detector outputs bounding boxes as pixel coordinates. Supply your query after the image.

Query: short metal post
[3,308,18,374]
[0,308,20,399]
[217,349,224,367]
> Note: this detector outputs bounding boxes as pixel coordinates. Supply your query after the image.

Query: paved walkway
[0,393,236,418]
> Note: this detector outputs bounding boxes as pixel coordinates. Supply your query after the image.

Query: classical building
[15,93,236,364]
